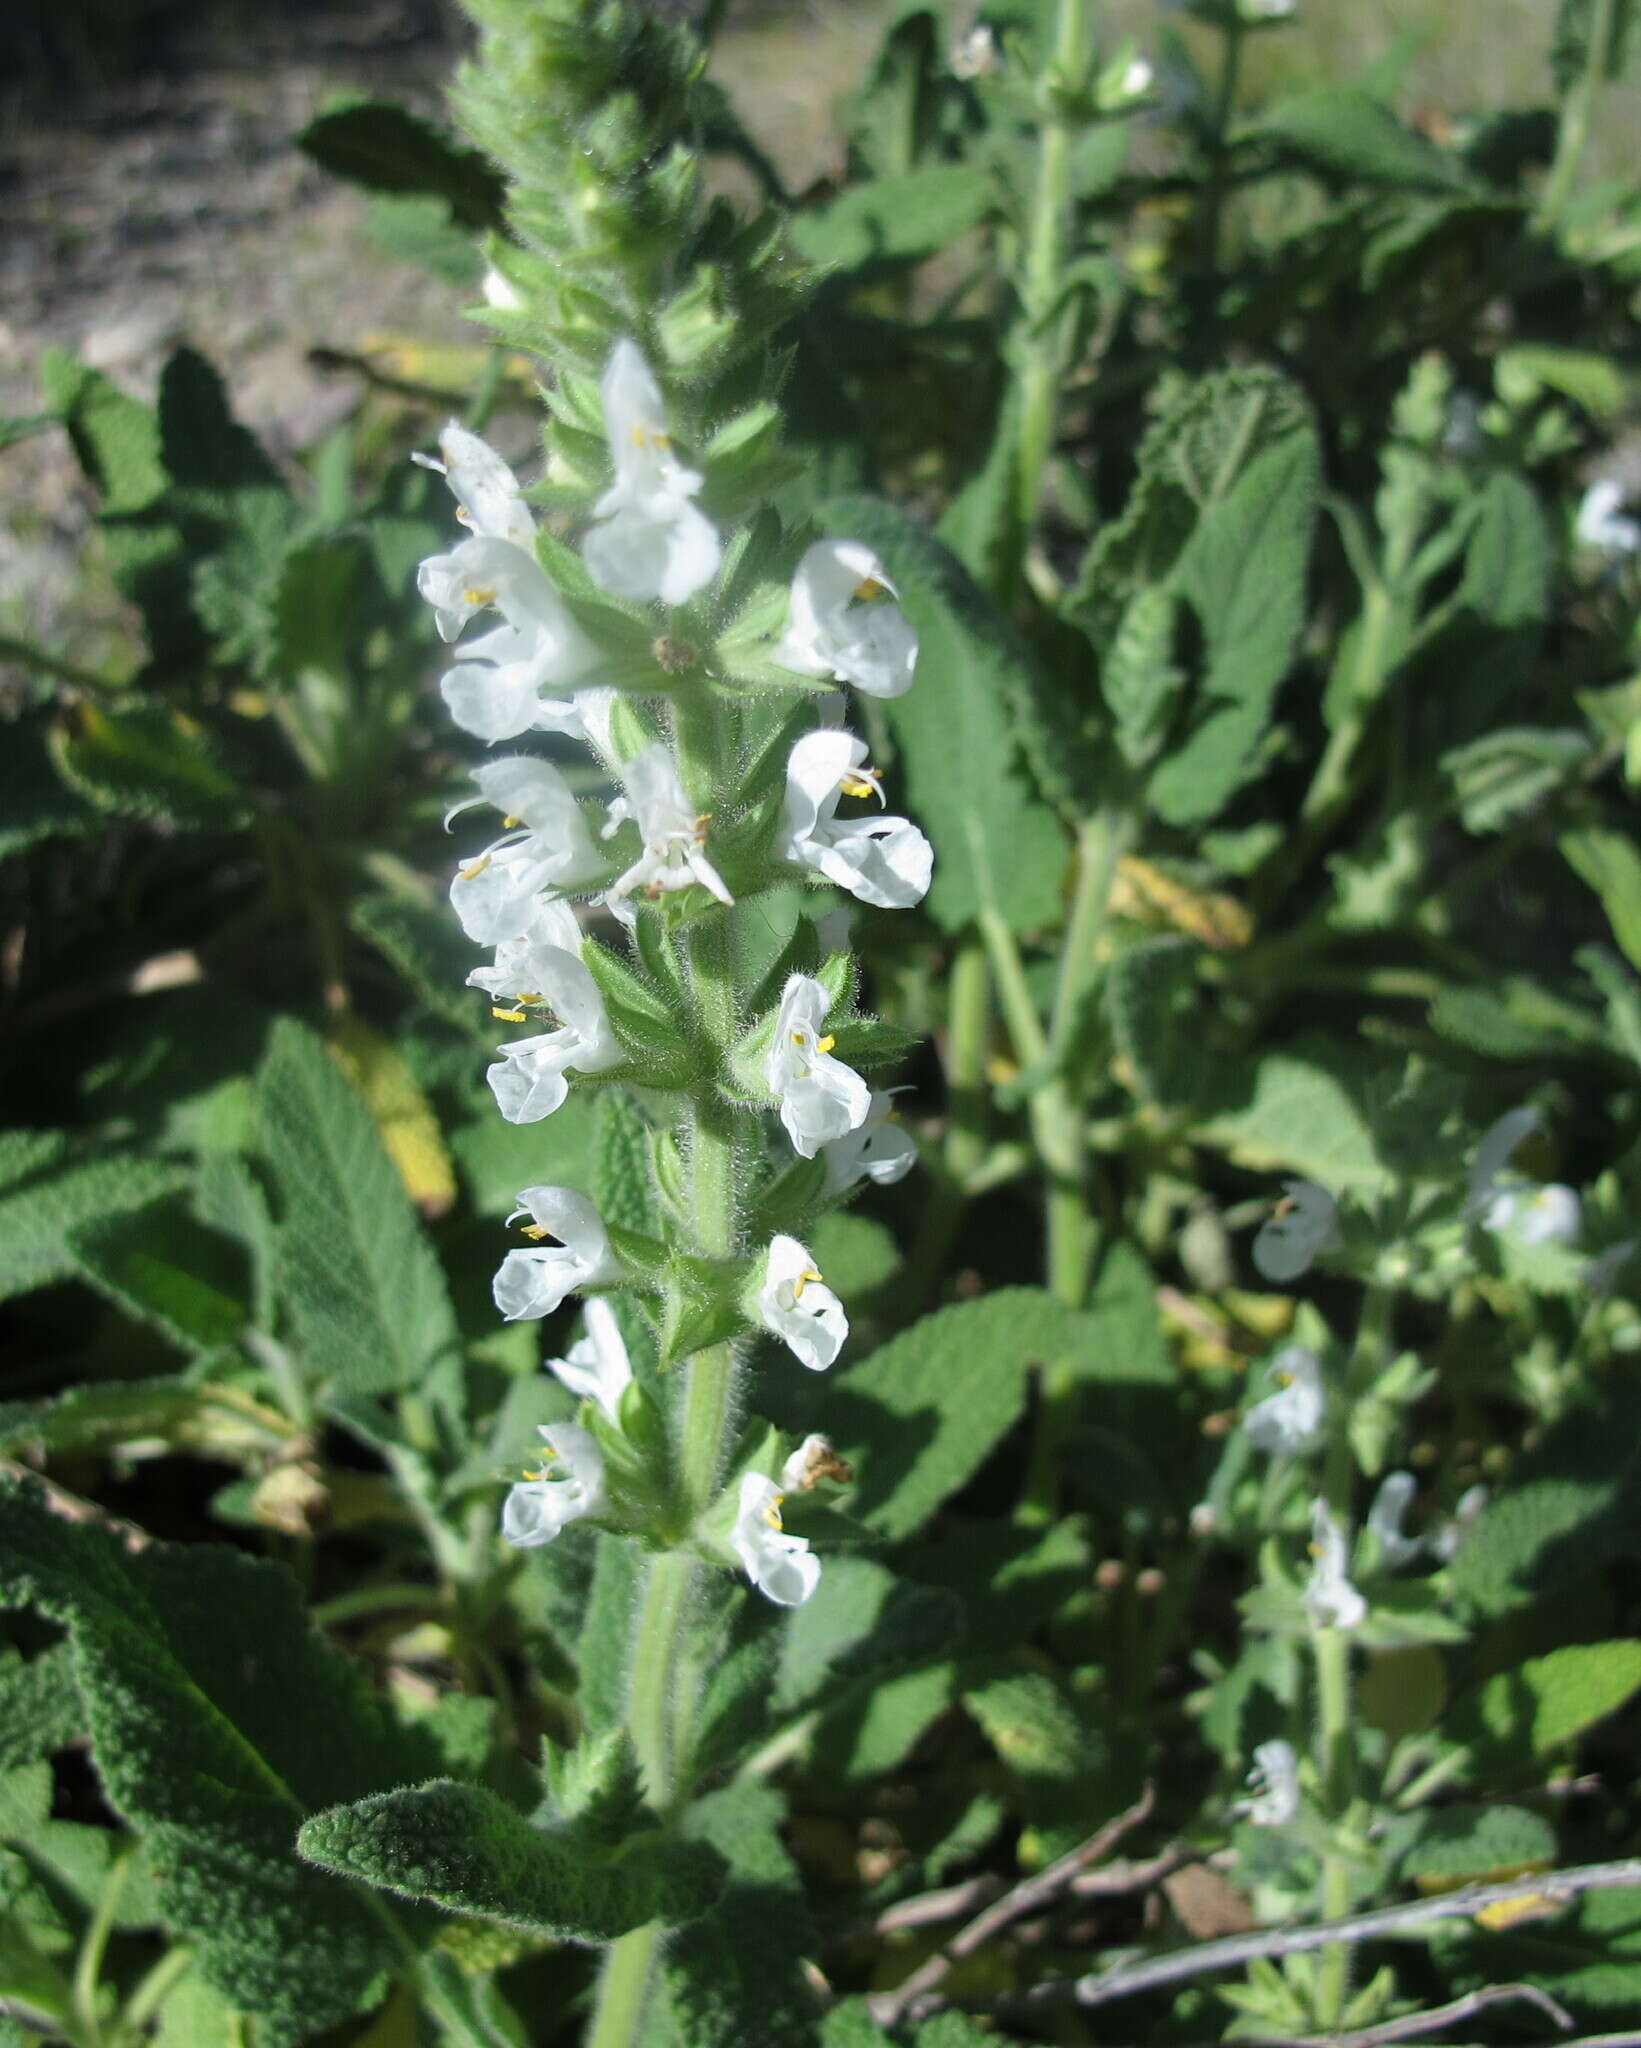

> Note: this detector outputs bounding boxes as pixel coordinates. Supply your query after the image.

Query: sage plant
[404,8,936,2031]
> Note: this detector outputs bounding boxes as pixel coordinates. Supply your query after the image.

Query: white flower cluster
[418,341,935,1607]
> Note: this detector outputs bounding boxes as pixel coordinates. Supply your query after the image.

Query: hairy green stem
[1010,0,1092,585]
[589,688,749,2048]
[1538,0,1617,230]
[1313,1625,1357,2026]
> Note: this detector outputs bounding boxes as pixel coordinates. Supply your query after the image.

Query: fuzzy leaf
[258,1019,462,1396]
[1249,86,1472,191]
[791,164,993,270]
[298,1778,723,1943]
[297,102,506,228]
[818,1289,1075,1539]
[0,1478,435,2044]
[660,1782,817,2048]
[0,1149,185,1306]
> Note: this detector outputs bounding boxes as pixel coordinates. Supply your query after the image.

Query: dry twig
[907,1855,1641,2022]
[1237,1981,1573,2048]
[868,1783,1158,2026]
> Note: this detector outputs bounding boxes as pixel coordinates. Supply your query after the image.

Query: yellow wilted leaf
[1415,1858,1552,1898]
[327,1016,457,1217]
[356,333,535,390]
[1473,1890,1562,1930]
[1110,856,1254,952]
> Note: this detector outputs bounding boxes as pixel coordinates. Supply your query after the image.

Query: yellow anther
[630,425,671,450]
[462,585,498,607]
[502,814,521,829]
[840,775,878,799]
[791,1031,808,1047]
[458,852,492,882]
[852,576,889,603]
[816,1033,836,1055]
[692,812,712,842]
[456,505,473,525]
[762,1492,786,1530]
[520,1223,553,1242]
[792,1268,824,1300]
[492,1007,528,1024]
[1276,1371,1294,1387]
[515,992,543,1004]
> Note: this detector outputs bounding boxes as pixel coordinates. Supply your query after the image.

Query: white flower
[1467,1107,1580,1247]
[493,1186,620,1322]
[1239,1739,1300,1827]
[449,757,606,946]
[757,1235,848,1372]
[1365,1471,1423,1568]
[470,905,622,1123]
[1577,479,1641,555]
[1097,49,1153,107]
[822,1090,917,1195]
[604,744,733,906]
[1240,0,1295,18]
[1485,1182,1582,1247]
[766,974,871,1158]
[545,1297,632,1424]
[501,1421,606,1547]
[1303,1500,1366,1631]
[1431,1483,1489,1563]
[777,729,932,910]
[582,340,722,606]
[771,540,919,699]
[732,1472,821,1606]
[780,1433,848,1492]
[950,23,999,77]
[415,425,604,744]
[1243,1347,1326,1457]
[1252,1179,1339,1283]
[415,421,536,550]
[481,265,522,313]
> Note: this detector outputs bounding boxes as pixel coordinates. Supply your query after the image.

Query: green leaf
[1104,935,1203,1107]
[1499,1641,1641,1753]
[822,1289,1074,1539]
[298,1778,723,1943]
[157,347,283,494]
[594,1088,659,1237]
[298,102,507,230]
[47,703,247,831]
[790,164,993,270]
[0,1148,185,1306]
[1148,424,1321,826]
[1453,473,1549,628]
[1441,728,1589,833]
[0,1478,435,2043]
[351,892,481,1030]
[38,349,166,512]
[808,1212,900,1301]
[258,1019,462,1396]
[70,1196,249,1353]
[0,1378,289,1466]
[364,194,483,286]
[1561,826,1641,974]
[1383,1802,1555,1883]
[0,714,96,859]
[1248,86,1472,190]
[1198,1040,1394,1192]
[660,1782,818,2048]
[816,495,1066,932]
[0,1647,82,1771]
[775,1557,964,1713]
